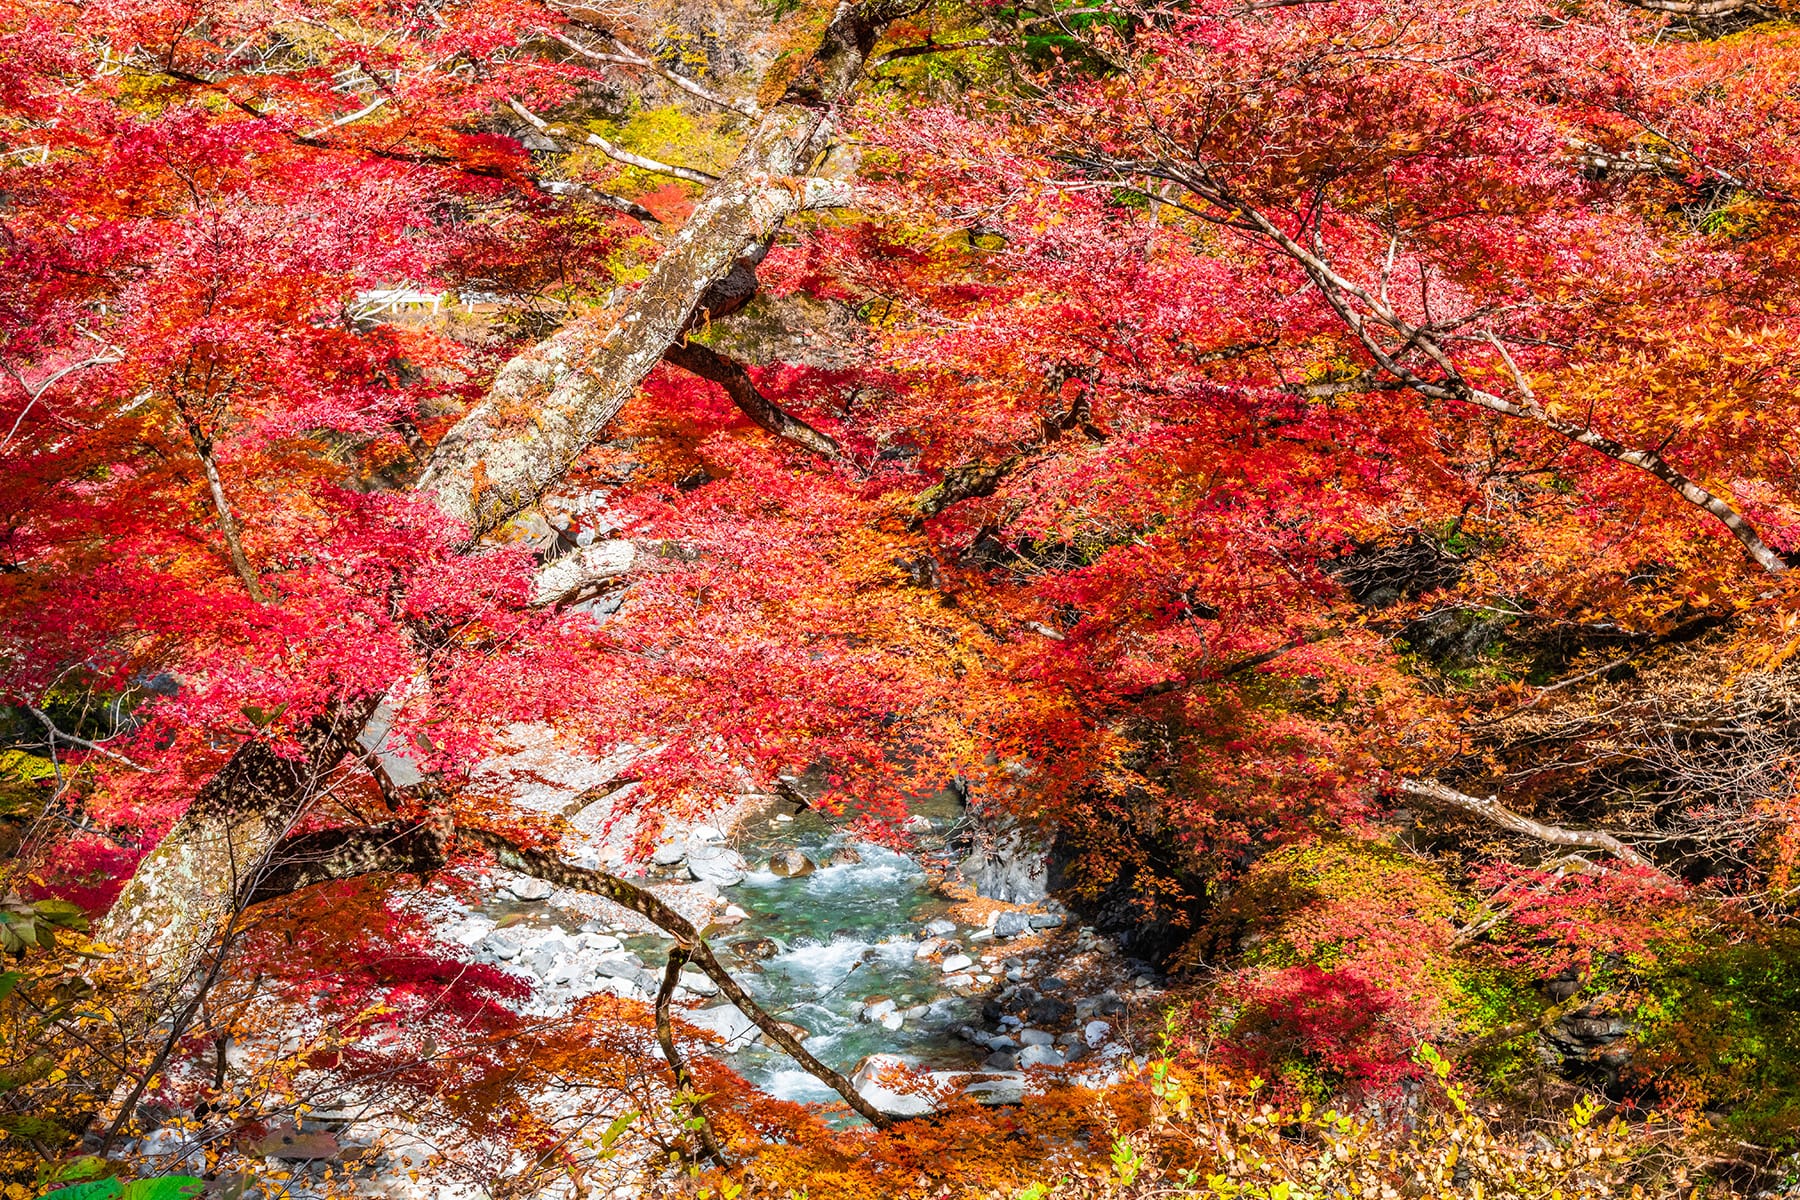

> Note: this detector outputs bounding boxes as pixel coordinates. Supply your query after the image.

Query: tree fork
[654,946,728,1165]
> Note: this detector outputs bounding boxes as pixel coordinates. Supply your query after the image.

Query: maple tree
[4,0,1800,1191]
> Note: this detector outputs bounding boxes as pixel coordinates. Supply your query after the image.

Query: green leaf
[33,899,90,930]
[42,1179,124,1200]
[0,970,21,1001]
[50,1156,108,1182]
[122,1178,204,1200]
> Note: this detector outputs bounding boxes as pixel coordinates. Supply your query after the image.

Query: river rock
[684,1004,760,1050]
[508,877,554,902]
[940,954,974,974]
[853,1054,935,1118]
[827,844,863,867]
[1029,912,1064,929]
[963,1075,1027,1105]
[1084,1019,1112,1047]
[993,911,1033,938]
[1018,1044,1064,1068]
[690,824,726,844]
[580,932,624,955]
[1019,1029,1054,1047]
[687,844,748,887]
[732,936,780,961]
[677,968,719,996]
[767,849,816,877]
[595,976,646,1001]
[880,1011,904,1031]
[983,1050,1019,1070]
[255,1123,342,1160]
[652,840,689,866]
[861,998,898,1023]
[923,918,956,937]
[483,934,521,961]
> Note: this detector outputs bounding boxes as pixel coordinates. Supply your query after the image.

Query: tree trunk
[98,0,915,1048]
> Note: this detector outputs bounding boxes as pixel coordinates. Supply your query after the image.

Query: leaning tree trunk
[100,0,913,984]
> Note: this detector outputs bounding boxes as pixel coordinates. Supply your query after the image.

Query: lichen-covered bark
[417,0,912,542]
[99,700,377,977]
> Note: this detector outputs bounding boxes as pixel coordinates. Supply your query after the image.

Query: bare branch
[300,95,388,139]
[538,178,660,223]
[27,706,152,772]
[544,28,761,118]
[662,340,842,459]
[870,38,1007,68]
[1397,777,1671,877]
[507,97,719,186]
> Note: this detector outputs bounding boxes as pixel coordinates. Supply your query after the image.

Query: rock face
[958,819,1049,903]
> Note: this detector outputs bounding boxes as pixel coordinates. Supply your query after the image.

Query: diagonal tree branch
[1072,154,1791,575]
[663,340,841,458]
[1397,776,1671,878]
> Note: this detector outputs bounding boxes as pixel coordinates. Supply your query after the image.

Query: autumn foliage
[4,0,1800,1192]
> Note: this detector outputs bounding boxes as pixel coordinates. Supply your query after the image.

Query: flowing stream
[696,810,984,1104]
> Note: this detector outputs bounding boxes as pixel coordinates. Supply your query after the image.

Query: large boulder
[687,844,748,887]
[767,848,816,877]
[993,911,1033,938]
[682,1003,761,1050]
[852,1054,935,1118]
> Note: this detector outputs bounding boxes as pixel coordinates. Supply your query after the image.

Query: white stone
[940,954,974,974]
[854,1054,935,1118]
[943,973,975,988]
[1084,1019,1112,1047]
[508,877,553,902]
[880,1011,905,1032]
[683,1004,760,1050]
[723,904,750,920]
[923,919,956,937]
[687,844,748,887]
[678,969,719,996]
[1019,1029,1055,1047]
[861,998,898,1023]
[914,938,943,960]
[594,976,644,1001]
[651,840,689,866]
[581,933,624,955]
[690,824,726,844]
[1018,1044,1064,1068]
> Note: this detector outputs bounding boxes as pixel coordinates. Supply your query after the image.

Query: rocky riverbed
[130,725,1164,1193]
